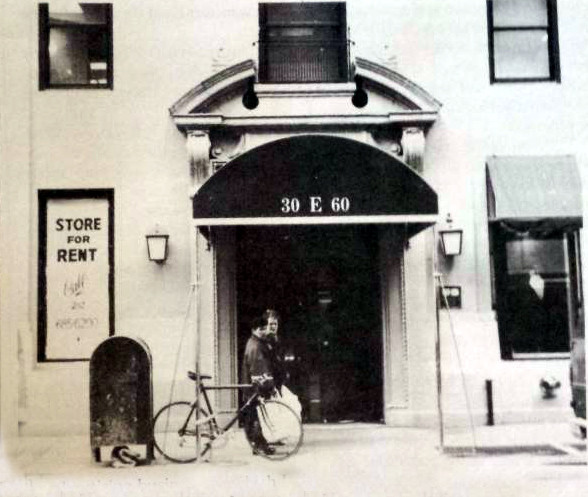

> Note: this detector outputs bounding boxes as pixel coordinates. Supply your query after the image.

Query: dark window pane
[505,239,565,274]
[266,3,341,24]
[260,2,347,83]
[493,30,550,79]
[49,28,90,85]
[41,3,111,88]
[498,234,571,355]
[266,43,342,82]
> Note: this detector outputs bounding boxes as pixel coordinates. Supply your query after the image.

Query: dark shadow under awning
[193,135,438,237]
[486,155,583,232]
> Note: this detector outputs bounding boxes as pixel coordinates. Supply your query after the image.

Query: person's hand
[252,374,275,398]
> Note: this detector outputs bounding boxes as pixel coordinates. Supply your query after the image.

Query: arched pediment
[170,58,441,132]
[353,57,441,113]
[169,60,256,117]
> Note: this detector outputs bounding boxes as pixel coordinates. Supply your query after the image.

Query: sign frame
[37,189,115,362]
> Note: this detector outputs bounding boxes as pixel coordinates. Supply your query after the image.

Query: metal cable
[437,273,478,453]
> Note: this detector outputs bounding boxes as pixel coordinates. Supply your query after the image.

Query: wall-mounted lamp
[146,233,169,263]
[439,213,463,257]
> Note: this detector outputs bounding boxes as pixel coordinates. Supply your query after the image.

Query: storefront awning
[486,155,583,230]
[192,135,438,236]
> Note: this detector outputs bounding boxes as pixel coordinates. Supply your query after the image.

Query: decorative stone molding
[186,131,211,194]
[354,57,442,112]
[169,60,256,117]
[170,58,441,133]
[369,128,403,158]
[210,133,246,161]
[401,127,425,173]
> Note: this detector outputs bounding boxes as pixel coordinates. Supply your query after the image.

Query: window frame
[38,3,114,90]
[489,222,577,360]
[258,2,349,84]
[486,0,561,84]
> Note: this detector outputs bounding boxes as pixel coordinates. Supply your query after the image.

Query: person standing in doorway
[263,309,286,391]
[241,315,276,455]
[263,309,302,420]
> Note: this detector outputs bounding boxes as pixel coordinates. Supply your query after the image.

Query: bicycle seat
[188,371,211,381]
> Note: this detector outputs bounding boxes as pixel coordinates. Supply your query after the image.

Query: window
[487,0,560,83]
[490,226,580,358]
[258,2,348,83]
[39,3,113,89]
[486,155,583,359]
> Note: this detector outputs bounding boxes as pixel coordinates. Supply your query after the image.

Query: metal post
[433,226,444,452]
[485,379,494,426]
[194,226,202,461]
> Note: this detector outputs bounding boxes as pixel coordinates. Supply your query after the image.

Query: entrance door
[236,224,383,423]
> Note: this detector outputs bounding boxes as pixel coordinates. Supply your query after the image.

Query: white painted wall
[1,0,586,436]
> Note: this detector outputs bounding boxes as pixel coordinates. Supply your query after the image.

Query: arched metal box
[90,336,154,463]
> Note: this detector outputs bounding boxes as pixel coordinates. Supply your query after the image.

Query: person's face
[267,317,279,338]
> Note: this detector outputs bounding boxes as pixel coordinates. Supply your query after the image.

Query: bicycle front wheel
[153,401,213,463]
[254,399,303,461]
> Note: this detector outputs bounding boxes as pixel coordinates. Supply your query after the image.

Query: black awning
[487,155,582,227]
[193,135,438,236]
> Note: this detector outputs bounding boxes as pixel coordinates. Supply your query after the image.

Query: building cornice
[172,112,439,132]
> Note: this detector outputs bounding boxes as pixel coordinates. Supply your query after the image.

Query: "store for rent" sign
[39,190,114,361]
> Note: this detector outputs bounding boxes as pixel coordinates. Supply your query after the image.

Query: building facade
[0,0,586,439]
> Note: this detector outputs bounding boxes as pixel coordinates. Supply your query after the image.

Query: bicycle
[153,371,303,463]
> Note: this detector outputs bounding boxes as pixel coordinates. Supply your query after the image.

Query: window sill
[490,78,560,84]
[255,82,355,98]
[40,84,113,91]
[511,352,570,360]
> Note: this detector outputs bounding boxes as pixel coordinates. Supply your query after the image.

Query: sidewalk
[0,422,586,497]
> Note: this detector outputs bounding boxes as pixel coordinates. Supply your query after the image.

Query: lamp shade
[146,234,169,263]
[439,229,462,256]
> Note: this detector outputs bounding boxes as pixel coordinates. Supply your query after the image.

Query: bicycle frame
[190,381,260,458]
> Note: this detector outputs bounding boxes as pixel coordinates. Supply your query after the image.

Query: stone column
[401,127,425,173]
[186,131,211,194]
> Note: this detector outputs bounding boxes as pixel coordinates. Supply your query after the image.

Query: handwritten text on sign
[46,198,110,360]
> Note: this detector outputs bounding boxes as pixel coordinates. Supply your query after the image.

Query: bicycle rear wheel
[253,399,303,461]
[153,401,213,463]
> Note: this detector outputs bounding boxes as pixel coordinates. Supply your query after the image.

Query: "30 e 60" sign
[281,196,350,214]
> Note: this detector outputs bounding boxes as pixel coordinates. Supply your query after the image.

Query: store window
[39,3,113,90]
[487,0,560,83]
[486,155,583,360]
[258,2,349,83]
[490,227,580,358]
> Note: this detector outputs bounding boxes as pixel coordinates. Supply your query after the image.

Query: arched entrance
[193,135,438,424]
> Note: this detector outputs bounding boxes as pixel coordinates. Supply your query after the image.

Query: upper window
[487,0,560,83]
[258,2,348,83]
[39,3,113,90]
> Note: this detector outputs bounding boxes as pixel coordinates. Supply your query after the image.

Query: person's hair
[263,309,280,321]
[250,315,268,331]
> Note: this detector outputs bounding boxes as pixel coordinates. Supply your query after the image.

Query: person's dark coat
[242,334,273,384]
[265,339,286,390]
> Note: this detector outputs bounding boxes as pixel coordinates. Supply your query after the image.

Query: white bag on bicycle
[274,385,302,420]
[257,400,297,444]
